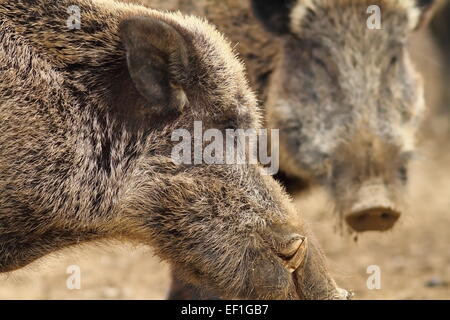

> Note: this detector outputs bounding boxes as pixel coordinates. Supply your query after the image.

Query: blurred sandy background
[0,1,449,300]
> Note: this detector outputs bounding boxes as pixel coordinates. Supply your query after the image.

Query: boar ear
[251,0,297,35]
[409,0,437,30]
[119,16,189,121]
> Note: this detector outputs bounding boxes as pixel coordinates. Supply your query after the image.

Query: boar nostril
[381,212,391,219]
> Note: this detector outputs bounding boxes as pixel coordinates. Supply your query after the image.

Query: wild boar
[0,0,349,300]
[252,0,437,233]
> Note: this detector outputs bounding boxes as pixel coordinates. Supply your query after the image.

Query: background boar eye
[390,55,398,67]
[398,166,408,183]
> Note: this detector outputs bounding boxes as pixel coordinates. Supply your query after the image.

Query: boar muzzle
[346,206,400,232]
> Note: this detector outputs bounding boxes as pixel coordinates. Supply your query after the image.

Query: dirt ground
[0,4,449,300]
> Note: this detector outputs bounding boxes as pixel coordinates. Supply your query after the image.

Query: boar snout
[345,183,401,232]
[346,207,400,232]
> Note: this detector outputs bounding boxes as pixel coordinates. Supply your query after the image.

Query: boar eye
[390,55,398,67]
[312,55,334,76]
[398,166,408,183]
[313,56,327,69]
[310,49,337,78]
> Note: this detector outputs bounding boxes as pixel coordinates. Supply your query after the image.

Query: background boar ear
[411,0,437,30]
[251,0,297,35]
[119,16,189,120]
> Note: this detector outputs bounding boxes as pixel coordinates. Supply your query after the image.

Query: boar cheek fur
[0,0,307,299]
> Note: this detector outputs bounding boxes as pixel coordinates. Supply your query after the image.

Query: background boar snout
[346,183,401,232]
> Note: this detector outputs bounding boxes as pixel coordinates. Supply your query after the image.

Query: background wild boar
[252,0,437,233]
[0,0,350,300]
